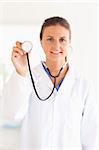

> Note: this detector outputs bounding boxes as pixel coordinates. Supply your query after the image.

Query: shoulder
[31,62,44,81]
[70,65,89,87]
[33,62,43,71]
[70,66,95,97]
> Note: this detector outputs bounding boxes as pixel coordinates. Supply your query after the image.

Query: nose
[53,40,60,50]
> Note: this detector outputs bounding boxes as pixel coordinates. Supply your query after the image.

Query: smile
[50,51,62,54]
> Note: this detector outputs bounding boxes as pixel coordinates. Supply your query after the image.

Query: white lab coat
[2,63,98,150]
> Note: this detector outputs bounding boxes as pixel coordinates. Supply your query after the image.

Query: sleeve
[81,81,99,150]
[1,71,33,127]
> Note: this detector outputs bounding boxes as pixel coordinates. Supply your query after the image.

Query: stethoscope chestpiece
[22,41,33,53]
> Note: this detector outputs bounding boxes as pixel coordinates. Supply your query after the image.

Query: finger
[13,46,24,55]
[11,51,19,62]
[12,51,19,57]
[12,52,20,58]
[16,41,22,48]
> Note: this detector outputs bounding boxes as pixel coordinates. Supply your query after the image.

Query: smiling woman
[1,16,98,150]
[40,25,70,64]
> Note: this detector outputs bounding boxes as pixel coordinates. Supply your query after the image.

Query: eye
[60,38,66,43]
[47,37,53,42]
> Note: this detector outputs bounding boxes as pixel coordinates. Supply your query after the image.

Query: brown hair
[40,16,71,41]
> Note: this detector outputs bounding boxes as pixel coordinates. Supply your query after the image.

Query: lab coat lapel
[32,63,54,90]
[55,64,76,99]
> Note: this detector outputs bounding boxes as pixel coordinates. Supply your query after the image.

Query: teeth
[51,51,61,54]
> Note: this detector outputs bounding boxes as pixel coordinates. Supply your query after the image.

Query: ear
[68,40,71,46]
[68,43,71,49]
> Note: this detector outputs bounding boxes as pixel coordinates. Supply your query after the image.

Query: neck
[45,60,67,76]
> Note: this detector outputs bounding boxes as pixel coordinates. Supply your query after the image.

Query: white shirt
[2,63,98,150]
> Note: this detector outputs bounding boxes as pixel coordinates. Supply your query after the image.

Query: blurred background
[0,1,98,149]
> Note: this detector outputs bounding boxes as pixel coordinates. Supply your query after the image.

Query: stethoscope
[22,41,68,101]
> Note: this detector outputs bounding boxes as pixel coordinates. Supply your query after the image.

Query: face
[40,25,70,63]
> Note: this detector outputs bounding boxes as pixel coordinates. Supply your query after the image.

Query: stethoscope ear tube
[26,53,56,101]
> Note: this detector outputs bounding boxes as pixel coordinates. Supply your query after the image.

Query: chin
[49,57,65,63]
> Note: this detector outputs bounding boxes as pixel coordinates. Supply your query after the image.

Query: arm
[0,41,33,127]
[1,71,32,126]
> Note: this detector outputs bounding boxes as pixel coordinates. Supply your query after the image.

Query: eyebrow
[47,36,67,38]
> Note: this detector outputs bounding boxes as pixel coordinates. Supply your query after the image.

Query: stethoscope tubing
[26,53,57,101]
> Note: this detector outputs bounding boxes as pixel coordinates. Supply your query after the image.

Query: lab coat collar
[32,62,77,96]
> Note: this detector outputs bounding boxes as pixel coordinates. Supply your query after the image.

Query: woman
[2,16,97,150]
